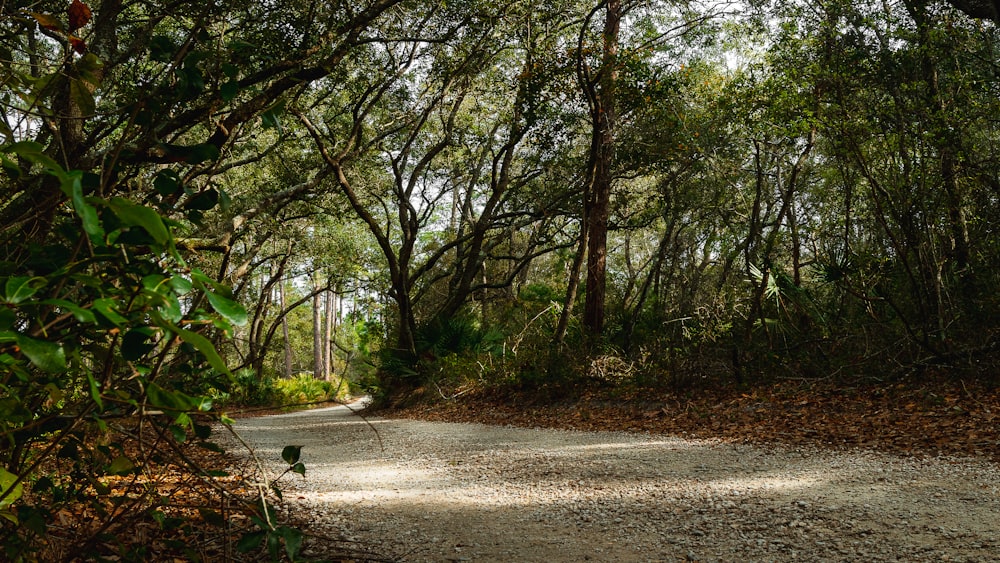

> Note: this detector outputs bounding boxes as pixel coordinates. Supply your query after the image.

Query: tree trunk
[323,289,335,380]
[554,223,588,348]
[582,0,620,339]
[279,282,293,379]
[313,278,323,378]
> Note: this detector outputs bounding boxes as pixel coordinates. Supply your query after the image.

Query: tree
[294,3,582,386]
[580,0,621,339]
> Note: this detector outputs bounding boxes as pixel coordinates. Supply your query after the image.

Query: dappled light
[230,403,1000,561]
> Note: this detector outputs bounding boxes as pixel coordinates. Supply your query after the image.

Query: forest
[2,0,1000,559]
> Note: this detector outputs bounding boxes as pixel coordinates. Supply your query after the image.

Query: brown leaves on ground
[388,376,1000,461]
[20,433,263,562]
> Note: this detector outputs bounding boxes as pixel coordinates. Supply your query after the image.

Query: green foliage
[0,137,253,557]
[219,370,350,409]
[225,368,280,406]
[274,374,348,407]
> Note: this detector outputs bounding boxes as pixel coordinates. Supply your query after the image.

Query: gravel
[226,401,1000,562]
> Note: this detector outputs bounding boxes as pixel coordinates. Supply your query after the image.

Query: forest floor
[387,375,1000,462]
[225,376,1000,562]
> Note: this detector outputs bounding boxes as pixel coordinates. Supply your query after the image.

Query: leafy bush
[0,141,269,558]
[274,374,350,406]
[216,370,352,409]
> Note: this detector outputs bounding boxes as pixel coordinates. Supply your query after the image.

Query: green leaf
[0,309,14,330]
[174,326,232,377]
[183,143,220,164]
[149,36,176,62]
[267,530,281,560]
[198,441,225,453]
[75,53,104,86]
[39,299,97,323]
[261,99,286,130]
[1,153,22,179]
[169,424,187,443]
[109,197,170,246]
[220,80,239,102]
[190,269,218,289]
[87,369,103,410]
[204,291,248,327]
[281,445,302,465]
[193,396,212,412]
[0,509,17,524]
[153,169,183,197]
[184,188,220,211]
[0,468,23,510]
[192,422,212,440]
[69,78,96,116]
[236,530,266,553]
[0,396,32,423]
[140,278,183,321]
[17,505,47,535]
[108,455,135,475]
[3,276,46,304]
[15,334,66,373]
[141,274,167,291]
[198,508,226,527]
[291,462,305,476]
[93,297,128,327]
[122,327,156,361]
[65,171,105,242]
[169,275,193,295]
[147,382,195,412]
[4,141,62,174]
[280,526,304,561]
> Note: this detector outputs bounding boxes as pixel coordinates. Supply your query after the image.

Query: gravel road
[227,402,1000,562]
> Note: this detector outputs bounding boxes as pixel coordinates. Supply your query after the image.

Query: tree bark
[313,277,323,378]
[582,0,621,339]
[554,224,588,348]
[279,281,293,378]
[323,289,335,380]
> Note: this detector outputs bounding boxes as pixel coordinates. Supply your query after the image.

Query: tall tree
[580,0,622,338]
[296,3,578,377]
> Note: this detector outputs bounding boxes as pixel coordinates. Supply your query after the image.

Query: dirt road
[228,402,1000,562]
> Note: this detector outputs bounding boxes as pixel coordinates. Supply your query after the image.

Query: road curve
[227,401,1000,562]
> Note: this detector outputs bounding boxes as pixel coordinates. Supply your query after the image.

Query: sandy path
[228,402,1000,562]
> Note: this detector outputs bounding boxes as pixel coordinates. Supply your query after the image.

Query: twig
[221,423,277,529]
[337,397,386,453]
[960,379,988,410]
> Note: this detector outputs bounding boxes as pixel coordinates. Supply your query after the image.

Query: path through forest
[229,402,1000,562]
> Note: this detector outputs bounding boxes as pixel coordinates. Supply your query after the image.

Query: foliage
[0,0,391,555]
[0,140,258,558]
[273,374,350,407]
